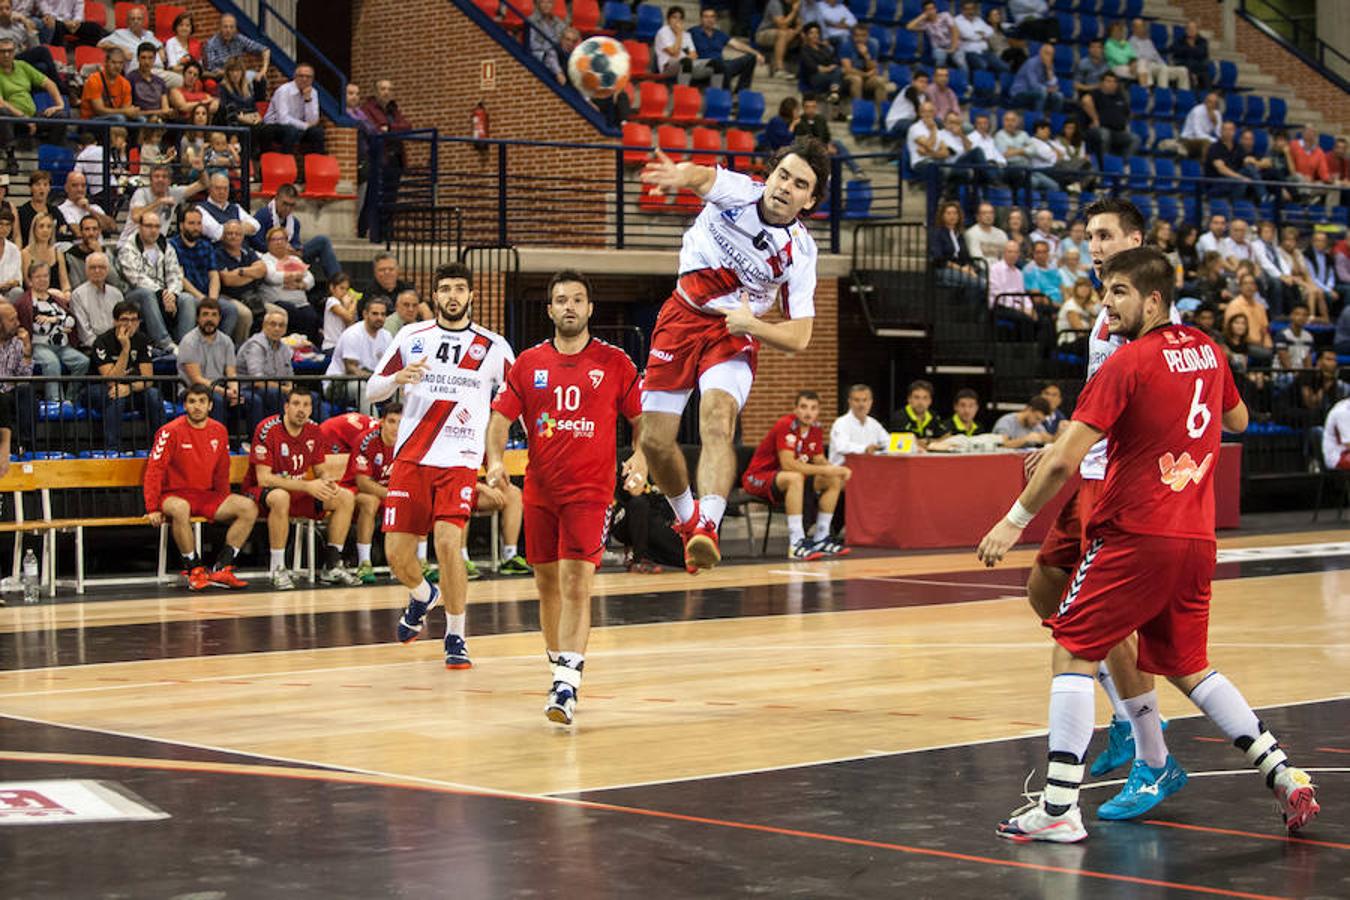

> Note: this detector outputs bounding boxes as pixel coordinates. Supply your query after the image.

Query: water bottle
[21,548,38,604]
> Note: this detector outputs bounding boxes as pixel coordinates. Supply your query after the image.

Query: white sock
[667,487,695,524]
[813,511,833,541]
[502,544,517,560]
[547,648,560,664]
[446,612,466,636]
[1097,662,1130,724]
[1045,673,1095,813]
[410,579,432,602]
[787,514,804,544]
[1187,671,1261,744]
[699,494,727,527]
[356,543,372,564]
[269,548,285,571]
[417,539,428,560]
[558,651,585,669]
[461,547,470,561]
[1122,691,1168,768]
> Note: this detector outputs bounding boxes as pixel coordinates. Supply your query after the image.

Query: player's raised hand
[976,519,1022,568]
[721,292,757,337]
[640,149,684,196]
[395,356,429,386]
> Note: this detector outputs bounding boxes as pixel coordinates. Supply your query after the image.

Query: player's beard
[437,299,470,327]
[186,407,209,426]
[553,316,587,339]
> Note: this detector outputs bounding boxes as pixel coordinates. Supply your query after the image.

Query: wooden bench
[0,450,530,595]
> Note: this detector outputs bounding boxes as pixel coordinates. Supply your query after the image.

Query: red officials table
[843,444,1242,550]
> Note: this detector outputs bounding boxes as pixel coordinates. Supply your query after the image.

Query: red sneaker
[208,566,249,589]
[186,566,211,592]
[672,501,703,574]
[684,512,722,573]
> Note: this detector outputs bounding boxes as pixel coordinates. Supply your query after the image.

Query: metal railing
[1236,0,1350,94]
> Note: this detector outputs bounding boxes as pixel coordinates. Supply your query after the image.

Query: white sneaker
[1272,767,1320,832]
[545,682,577,725]
[319,563,362,586]
[996,799,1088,843]
[270,568,295,591]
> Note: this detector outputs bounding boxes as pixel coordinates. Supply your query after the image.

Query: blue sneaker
[1097,756,1188,820]
[444,633,472,669]
[1089,717,1171,777]
[396,585,440,644]
[545,683,577,724]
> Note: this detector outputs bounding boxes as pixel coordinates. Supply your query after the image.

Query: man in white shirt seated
[325,295,391,414]
[1323,397,1350,472]
[964,201,1008,264]
[263,64,325,159]
[1181,90,1222,159]
[1220,218,1255,271]
[828,382,889,465]
[1127,17,1190,89]
[1195,213,1227,260]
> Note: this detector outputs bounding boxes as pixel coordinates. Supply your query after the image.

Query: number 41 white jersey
[371,321,515,469]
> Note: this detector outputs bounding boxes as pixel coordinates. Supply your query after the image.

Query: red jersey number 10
[553,385,581,411]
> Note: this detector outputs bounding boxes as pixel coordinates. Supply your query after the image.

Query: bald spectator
[197,173,260,243]
[54,169,114,237]
[1181,90,1223,159]
[68,249,121,347]
[263,63,325,158]
[383,287,430,336]
[202,13,269,86]
[98,5,159,72]
[251,182,340,281]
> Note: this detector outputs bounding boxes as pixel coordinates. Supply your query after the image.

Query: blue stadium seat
[850,99,878,138]
[1331,206,1349,226]
[1251,130,1269,157]
[1129,119,1151,148]
[1242,95,1266,126]
[1182,194,1199,222]
[1053,44,1075,77]
[1232,200,1257,223]
[1023,112,1042,132]
[871,0,899,24]
[987,186,1014,207]
[1127,156,1152,192]
[948,66,968,100]
[1266,96,1287,128]
[1097,0,1121,17]
[1210,60,1237,90]
[1055,13,1076,41]
[892,28,919,62]
[849,0,872,20]
[734,90,765,128]
[702,87,732,124]
[1046,190,1070,221]
[1150,22,1170,53]
[602,1,633,28]
[870,24,895,59]
[1078,16,1103,42]
[37,144,74,189]
[1130,195,1155,221]
[843,180,874,219]
[1049,111,1067,133]
[1101,153,1125,185]
[1320,133,1335,152]
[1153,157,1177,192]
[1208,198,1232,220]
[634,3,663,41]
[1153,121,1176,152]
[971,69,998,104]
[1150,88,1174,120]
[1121,0,1143,16]
[1223,93,1243,123]
[1174,89,1196,117]
[889,62,911,88]
[1156,194,1180,223]
[1128,84,1149,117]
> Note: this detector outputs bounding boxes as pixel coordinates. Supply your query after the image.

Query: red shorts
[1049,532,1215,676]
[383,460,477,535]
[249,487,320,520]
[524,498,612,566]
[1035,478,1105,570]
[1338,450,1350,470]
[163,489,229,520]
[643,296,759,393]
[741,469,782,503]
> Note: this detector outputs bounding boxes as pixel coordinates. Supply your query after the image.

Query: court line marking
[1140,818,1350,851]
[0,745,1298,900]
[864,576,1025,590]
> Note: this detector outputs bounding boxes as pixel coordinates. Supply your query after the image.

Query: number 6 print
[1186,377,1211,439]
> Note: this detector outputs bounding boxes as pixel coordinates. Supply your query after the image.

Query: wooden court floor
[1,529,1348,898]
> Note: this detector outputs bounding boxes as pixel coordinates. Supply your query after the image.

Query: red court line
[1315,747,1350,755]
[0,750,1293,900]
[1142,820,1350,851]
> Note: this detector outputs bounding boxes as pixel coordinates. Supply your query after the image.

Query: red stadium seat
[624,40,656,80]
[82,1,106,28]
[673,189,703,213]
[634,81,669,122]
[668,85,702,124]
[570,0,603,33]
[258,152,297,198]
[621,121,652,166]
[724,128,757,171]
[154,5,185,41]
[501,0,534,29]
[471,0,499,20]
[638,187,671,212]
[302,154,355,200]
[690,127,721,166]
[656,124,687,161]
[73,45,104,70]
[46,45,67,66]
[113,2,146,29]
[128,145,139,175]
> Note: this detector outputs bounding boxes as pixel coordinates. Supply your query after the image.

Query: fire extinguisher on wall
[472,101,489,140]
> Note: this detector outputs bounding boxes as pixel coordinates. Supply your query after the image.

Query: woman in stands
[20,212,69,293]
[1005,207,1032,259]
[1056,276,1095,354]
[179,104,211,182]
[761,97,798,152]
[258,226,320,340]
[19,260,86,404]
[1176,223,1202,287]
[170,61,219,120]
[1052,120,1092,189]
[218,58,264,139]
[159,13,202,81]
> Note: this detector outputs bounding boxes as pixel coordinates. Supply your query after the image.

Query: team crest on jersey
[356,455,367,468]
[411,338,425,355]
[785,433,797,447]
[210,438,219,452]
[306,440,315,452]
[588,368,605,389]
[280,444,290,457]
[254,444,267,459]
[468,342,487,361]
[534,369,549,388]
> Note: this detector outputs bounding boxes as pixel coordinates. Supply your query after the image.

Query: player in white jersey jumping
[637,137,831,573]
[1024,198,1186,819]
[367,261,515,669]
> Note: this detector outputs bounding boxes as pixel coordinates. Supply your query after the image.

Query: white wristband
[1005,500,1035,529]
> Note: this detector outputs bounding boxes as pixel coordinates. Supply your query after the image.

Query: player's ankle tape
[552,665,582,689]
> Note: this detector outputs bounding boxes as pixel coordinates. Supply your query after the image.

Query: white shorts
[640,356,754,415]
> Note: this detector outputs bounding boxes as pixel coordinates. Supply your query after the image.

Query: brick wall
[1173,0,1349,133]
[740,278,840,442]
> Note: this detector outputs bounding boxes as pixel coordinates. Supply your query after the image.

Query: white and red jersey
[342,425,392,489]
[1074,325,1241,541]
[1323,398,1350,471]
[742,413,824,486]
[143,416,231,512]
[242,415,325,494]
[492,338,642,506]
[372,320,514,469]
[674,168,819,320]
[320,412,375,456]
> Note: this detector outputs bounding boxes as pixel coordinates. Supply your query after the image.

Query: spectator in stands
[1056,277,1094,350]
[198,173,260,243]
[0,209,19,299]
[906,1,960,70]
[993,395,1051,447]
[1204,120,1261,200]
[363,252,413,309]
[202,13,269,87]
[1328,138,1350,204]
[215,220,267,331]
[359,80,412,223]
[1103,20,1141,85]
[797,22,842,106]
[80,46,140,120]
[966,112,1010,184]
[988,239,1029,311]
[1132,17,1190,88]
[1221,218,1256,271]
[943,387,983,436]
[1281,226,1329,322]
[984,8,1022,71]
[1290,123,1331,185]
[656,6,710,84]
[1051,119,1091,185]
[1192,251,1231,308]
[761,96,798,151]
[1305,231,1342,314]
[1337,302,1350,356]
[816,0,856,47]
[236,305,293,432]
[840,23,887,112]
[1301,348,1349,414]
[1056,244,1087,287]
[528,0,568,85]
[1322,395,1350,470]
[263,64,324,159]
[906,100,951,174]
[1176,223,1202,283]
[1255,129,1300,198]
[69,249,119,347]
[1190,302,1222,343]
[1072,40,1110,96]
[995,108,1035,174]
[954,1,1007,74]
[34,0,105,47]
[1082,71,1137,159]
[1011,42,1065,112]
[129,42,171,120]
[926,65,959,122]
[1224,272,1273,365]
[89,298,162,452]
[829,382,888,463]
[325,295,390,413]
[144,382,256,591]
[99,6,159,70]
[1196,213,1227,258]
[0,35,65,154]
[1171,20,1209,90]
[218,57,263,131]
[54,169,114,238]
[756,0,800,80]
[382,286,430,336]
[168,61,218,120]
[172,208,249,345]
[120,165,205,248]
[1006,0,1057,43]
[158,12,201,82]
[20,211,69,291]
[1181,90,1222,159]
[1025,120,1064,191]
[1253,219,1298,316]
[177,297,243,426]
[883,67,928,144]
[1028,209,1058,258]
[1039,382,1066,434]
[321,271,357,350]
[119,210,196,351]
[795,93,863,176]
[891,378,942,442]
[258,226,319,340]
[1005,208,1032,259]
[0,178,16,238]
[1023,239,1062,305]
[964,201,1007,264]
[931,200,983,306]
[17,259,83,403]
[252,183,340,283]
[16,170,51,249]
[1275,302,1314,371]
[692,7,763,93]
[0,298,31,443]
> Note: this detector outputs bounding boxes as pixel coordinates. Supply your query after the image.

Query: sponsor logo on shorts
[533,369,549,388]
[650,348,674,363]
